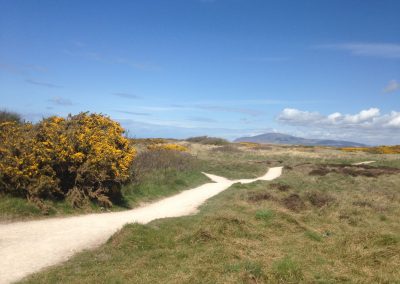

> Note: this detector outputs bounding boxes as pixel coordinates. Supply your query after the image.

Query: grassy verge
[0,145,272,222]
[0,169,208,222]
[121,169,208,206]
[21,151,400,283]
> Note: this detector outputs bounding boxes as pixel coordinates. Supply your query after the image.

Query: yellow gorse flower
[147,143,188,152]
[0,112,136,208]
[340,146,400,154]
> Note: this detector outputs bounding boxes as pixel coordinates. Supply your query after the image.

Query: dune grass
[21,148,400,283]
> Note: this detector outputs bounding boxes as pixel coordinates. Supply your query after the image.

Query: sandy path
[0,167,282,284]
[352,161,376,165]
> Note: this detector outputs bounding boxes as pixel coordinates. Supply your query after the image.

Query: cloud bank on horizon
[277,108,400,145]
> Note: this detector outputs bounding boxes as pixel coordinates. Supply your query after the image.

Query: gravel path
[0,167,283,284]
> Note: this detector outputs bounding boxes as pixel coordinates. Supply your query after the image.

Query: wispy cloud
[316,43,400,58]
[71,40,86,47]
[64,44,161,71]
[0,63,48,75]
[243,57,289,62]
[48,96,73,106]
[115,110,150,116]
[383,80,400,93]
[113,93,141,99]
[26,79,62,88]
[172,103,264,116]
[0,63,24,75]
[187,116,217,123]
[195,105,264,116]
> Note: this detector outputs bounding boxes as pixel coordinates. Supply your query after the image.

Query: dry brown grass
[22,144,400,283]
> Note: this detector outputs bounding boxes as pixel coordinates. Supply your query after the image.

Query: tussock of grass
[272,256,303,282]
[255,209,275,223]
[304,230,323,242]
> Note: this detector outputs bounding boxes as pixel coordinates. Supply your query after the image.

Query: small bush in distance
[0,110,22,123]
[186,136,228,145]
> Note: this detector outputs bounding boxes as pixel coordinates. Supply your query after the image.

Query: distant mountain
[234,133,366,147]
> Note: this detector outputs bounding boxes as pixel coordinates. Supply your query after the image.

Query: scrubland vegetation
[341,145,400,154]
[21,140,400,283]
[0,112,203,221]
[0,113,135,213]
[1,111,400,283]
[186,135,229,145]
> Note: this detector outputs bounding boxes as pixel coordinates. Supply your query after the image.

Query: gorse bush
[340,146,400,154]
[147,143,188,152]
[130,138,168,145]
[0,112,136,210]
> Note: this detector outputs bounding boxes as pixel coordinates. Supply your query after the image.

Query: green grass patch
[304,230,323,242]
[255,209,275,223]
[122,169,209,206]
[272,256,303,282]
[0,196,42,221]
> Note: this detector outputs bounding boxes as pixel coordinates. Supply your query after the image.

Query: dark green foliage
[0,110,22,123]
[186,136,229,145]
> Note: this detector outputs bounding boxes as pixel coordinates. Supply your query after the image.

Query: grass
[255,209,275,223]
[121,169,208,206]
[0,146,271,222]
[0,169,208,222]
[21,145,400,283]
[272,256,303,282]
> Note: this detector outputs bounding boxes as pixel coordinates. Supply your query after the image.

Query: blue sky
[1,0,399,145]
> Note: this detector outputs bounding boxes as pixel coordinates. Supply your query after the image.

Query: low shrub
[186,136,228,145]
[340,145,400,154]
[306,191,335,208]
[0,110,22,123]
[282,194,306,212]
[238,142,260,148]
[211,145,241,153]
[0,112,136,209]
[130,149,197,183]
[147,143,188,152]
[130,138,167,145]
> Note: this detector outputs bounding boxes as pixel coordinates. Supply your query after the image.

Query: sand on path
[352,161,376,165]
[0,167,283,284]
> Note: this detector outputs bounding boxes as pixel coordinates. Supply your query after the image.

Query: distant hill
[234,132,366,147]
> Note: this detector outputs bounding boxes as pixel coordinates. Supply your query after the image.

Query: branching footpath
[0,167,283,284]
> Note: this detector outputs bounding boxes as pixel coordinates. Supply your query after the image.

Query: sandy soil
[0,167,282,284]
[352,161,376,165]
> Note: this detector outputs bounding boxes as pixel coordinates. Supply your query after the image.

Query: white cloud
[343,108,380,123]
[277,108,400,145]
[26,79,62,88]
[278,107,397,128]
[49,96,73,106]
[386,111,400,127]
[383,80,400,93]
[316,43,400,59]
[278,108,322,124]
